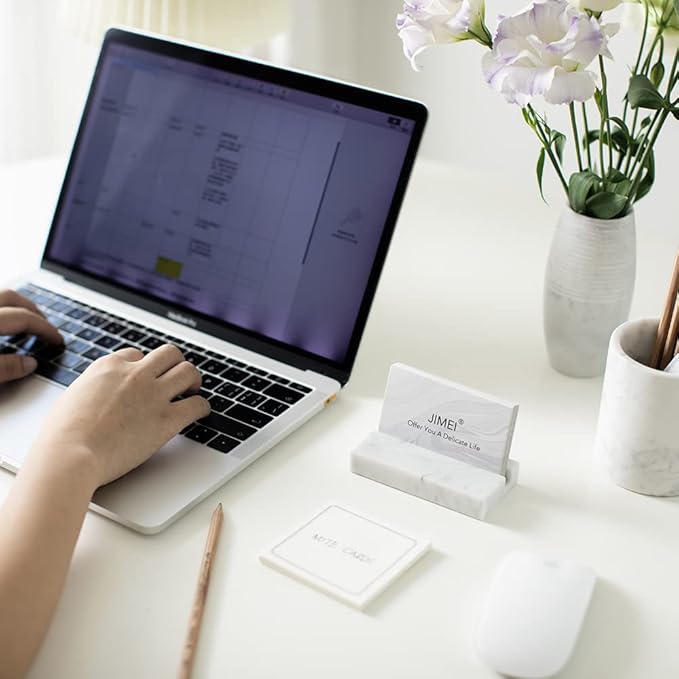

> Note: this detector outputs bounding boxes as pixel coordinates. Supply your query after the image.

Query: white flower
[397,0,487,70]
[572,0,624,11]
[482,0,619,106]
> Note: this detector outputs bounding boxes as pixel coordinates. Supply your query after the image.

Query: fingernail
[22,356,38,373]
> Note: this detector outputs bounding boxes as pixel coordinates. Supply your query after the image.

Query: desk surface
[0,156,677,678]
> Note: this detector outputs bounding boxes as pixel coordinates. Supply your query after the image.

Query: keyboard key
[267,374,290,385]
[248,367,268,377]
[207,435,239,454]
[201,359,228,375]
[236,390,266,408]
[208,395,232,413]
[83,346,107,361]
[46,314,67,328]
[263,383,305,405]
[222,367,249,383]
[201,374,224,391]
[61,321,85,335]
[259,399,289,417]
[66,338,90,354]
[184,351,208,367]
[289,382,312,394]
[76,328,102,342]
[66,307,89,320]
[184,425,218,444]
[83,313,109,327]
[95,335,121,349]
[49,301,72,313]
[198,412,257,440]
[121,329,146,343]
[141,336,164,350]
[102,321,126,335]
[36,363,79,387]
[74,360,91,373]
[242,375,272,392]
[228,359,247,368]
[216,382,244,399]
[56,351,83,369]
[226,403,273,429]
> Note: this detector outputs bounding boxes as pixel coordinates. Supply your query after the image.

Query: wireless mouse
[476,550,596,678]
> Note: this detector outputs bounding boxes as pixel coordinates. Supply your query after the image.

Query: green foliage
[628,74,669,110]
[536,148,546,202]
[568,169,632,219]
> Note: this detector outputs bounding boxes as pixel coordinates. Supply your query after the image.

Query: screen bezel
[42,28,427,385]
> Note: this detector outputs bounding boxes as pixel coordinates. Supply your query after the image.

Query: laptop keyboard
[0,283,314,455]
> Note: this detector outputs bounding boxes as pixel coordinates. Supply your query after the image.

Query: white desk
[0,156,677,678]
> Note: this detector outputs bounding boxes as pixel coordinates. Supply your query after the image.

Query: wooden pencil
[651,251,679,369]
[660,296,679,370]
[178,503,224,679]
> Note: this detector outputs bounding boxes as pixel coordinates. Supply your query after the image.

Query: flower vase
[543,207,636,378]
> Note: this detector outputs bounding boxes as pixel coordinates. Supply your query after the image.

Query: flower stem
[526,105,569,194]
[581,102,592,169]
[598,55,613,176]
[569,103,583,172]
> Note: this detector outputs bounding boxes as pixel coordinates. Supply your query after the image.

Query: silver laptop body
[0,29,426,533]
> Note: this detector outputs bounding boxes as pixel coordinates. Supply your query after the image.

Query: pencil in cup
[651,251,679,370]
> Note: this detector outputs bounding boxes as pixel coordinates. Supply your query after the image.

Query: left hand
[0,289,64,384]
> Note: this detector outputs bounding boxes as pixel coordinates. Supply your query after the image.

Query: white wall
[288,0,678,211]
[2,0,676,214]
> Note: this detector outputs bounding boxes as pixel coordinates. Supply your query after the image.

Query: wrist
[25,436,102,497]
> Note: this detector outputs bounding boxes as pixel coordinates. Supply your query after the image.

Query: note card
[260,505,430,610]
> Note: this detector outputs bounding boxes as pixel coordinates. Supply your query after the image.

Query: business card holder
[351,431,519,521]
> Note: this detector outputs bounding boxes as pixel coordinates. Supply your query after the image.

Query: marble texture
[544,207,636,378]
[351,432,519,521]
[379,363,518,476]
[595,318,679,496]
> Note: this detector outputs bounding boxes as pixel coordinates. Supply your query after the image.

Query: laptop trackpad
[0,376,63,467]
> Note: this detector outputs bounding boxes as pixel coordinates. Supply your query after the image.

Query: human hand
[0,289,63,384]
[31,345,211,489]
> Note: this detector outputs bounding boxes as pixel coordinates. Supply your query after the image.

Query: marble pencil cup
[595,318,679,496]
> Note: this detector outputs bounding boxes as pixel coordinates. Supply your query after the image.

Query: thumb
[0,355,38,383]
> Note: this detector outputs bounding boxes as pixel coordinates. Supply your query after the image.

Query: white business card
[260,505,430,610]
[379,363,519,476]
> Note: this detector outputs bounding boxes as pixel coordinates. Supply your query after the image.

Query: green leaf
[568,171,600,214]
[536,148,546,203]
[675,0,679,16]
[593,89,605,116]
[628,74,668,111]
[603,178,632,197]
[522,107,534,129]
[550,130,566,164]
[650,61,665,88]
[640,116,652,129]
[605,168,627,183]
[636,149,655,202]
[585,192,628,219]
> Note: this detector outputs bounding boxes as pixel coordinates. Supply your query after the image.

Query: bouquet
[396,0,679,220]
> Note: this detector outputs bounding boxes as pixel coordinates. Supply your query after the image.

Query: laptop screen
[44,31,425,379]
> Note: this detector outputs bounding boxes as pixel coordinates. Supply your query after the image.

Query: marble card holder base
[351,432,519,521]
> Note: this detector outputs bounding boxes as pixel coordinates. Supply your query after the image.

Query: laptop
[0,28,427,534]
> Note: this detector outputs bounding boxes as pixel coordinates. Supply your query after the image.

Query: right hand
[31,345,211,489]
[0,289,63,384]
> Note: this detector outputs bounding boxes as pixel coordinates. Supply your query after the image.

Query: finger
[0,308,62,344]
[0,355,38,384]
[158,360,202,398]
[0,289,46,318]
[141,343,185,377]
[113,347,145,362]
[171,394,211,431]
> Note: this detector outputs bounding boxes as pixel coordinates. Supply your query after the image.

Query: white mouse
[476,550,596,678]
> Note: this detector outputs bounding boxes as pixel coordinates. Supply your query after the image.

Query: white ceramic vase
[543,207,636,378]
